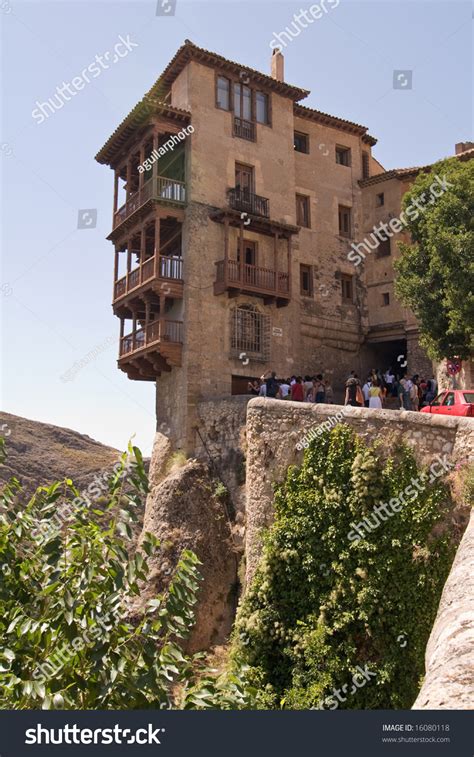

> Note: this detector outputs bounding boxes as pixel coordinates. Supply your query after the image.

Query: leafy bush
[0,438,207,709]
[233,425,455,709]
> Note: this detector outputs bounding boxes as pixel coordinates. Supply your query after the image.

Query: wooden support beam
[239,220,244,284]
[154,215,161,278]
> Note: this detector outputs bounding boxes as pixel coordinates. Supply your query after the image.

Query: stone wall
[412,509,474,709]
[245,398,474,584]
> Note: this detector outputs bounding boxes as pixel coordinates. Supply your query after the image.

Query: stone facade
[245,398,474,583]
[96,41,472,457]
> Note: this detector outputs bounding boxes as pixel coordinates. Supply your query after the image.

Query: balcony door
[237,240,257,266]
[235,163,254,195]
[234,83,252,122]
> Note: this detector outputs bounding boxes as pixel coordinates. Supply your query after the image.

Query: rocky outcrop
[413,509,474,709]
[139,455,238,652]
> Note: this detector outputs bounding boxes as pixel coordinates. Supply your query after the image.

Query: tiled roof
[294,103,377,145]
[96,39,379,165]
[359,149,474,187]
[95,97,191,165]
[153,39,310,102]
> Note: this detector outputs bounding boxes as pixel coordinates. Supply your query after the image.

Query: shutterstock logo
[25,723,165,745]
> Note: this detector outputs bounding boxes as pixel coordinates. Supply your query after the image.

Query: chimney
[455,141,474,155]
[271,49,284,82]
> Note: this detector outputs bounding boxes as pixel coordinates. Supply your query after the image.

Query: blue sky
[1,0,472,454]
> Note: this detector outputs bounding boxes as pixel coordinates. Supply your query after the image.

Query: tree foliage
[232,425,455,709]
[394,157,474,360]
[0,438,202,709]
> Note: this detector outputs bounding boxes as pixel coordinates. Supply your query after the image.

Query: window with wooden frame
[294,131,309,153]
[234,82,252,121]
[336,145,351,166]
[296,194,311,228]
[216,76,230,110]
[256,91,269,124]
[376,238,391,258]
[235,163,254,194]
[338,205,352,237]
[382,292,390,306]
[362,152,370,179]
[376,192,385,207]
[300,264,313,297]
[341,273,354,302]
[237,240,257,266]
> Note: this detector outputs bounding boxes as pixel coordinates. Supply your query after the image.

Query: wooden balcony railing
[233,116,256,142]
[114,176,186,229]
[114,255,183,300]
[228,187,269,218]
[215,259,290,297]
[120,320,184,357]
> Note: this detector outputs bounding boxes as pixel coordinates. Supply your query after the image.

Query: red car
[421,389,474,417]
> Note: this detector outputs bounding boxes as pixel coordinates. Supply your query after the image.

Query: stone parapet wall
[245,398,474,584]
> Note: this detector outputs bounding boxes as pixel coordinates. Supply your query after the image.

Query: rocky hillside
[0,412,122,496]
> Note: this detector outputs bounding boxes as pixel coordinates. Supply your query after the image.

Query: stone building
[95,40,469,452]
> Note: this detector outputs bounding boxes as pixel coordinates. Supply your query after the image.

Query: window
[294,131,309,153]
[338,205,352,237]
[431,392,446,407]
[336,146,351,166]
[234,83,252,121]
[341,274,353,302]
[256,91,269,124]
[376,239,391,258]
[231,305,269,361]
[382,292,390,306]
[235,163,254,193]
[300,264,313,296]
[463,392,474,404]
[296,194,310,228]
[237,240,257,266]
[376,192,385,207]
[442,392,455,407]
[216,76,230,110]
[362,152,370,179]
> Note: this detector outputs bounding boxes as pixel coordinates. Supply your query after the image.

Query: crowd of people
[247,367,438,412]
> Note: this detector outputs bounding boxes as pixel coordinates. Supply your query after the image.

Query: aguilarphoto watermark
[137,125,194,174]
[347,174,453,266]
[60,336,114,382]
[32,34,139,125]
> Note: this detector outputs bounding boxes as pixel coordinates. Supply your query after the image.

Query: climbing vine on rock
[233,425,455,709]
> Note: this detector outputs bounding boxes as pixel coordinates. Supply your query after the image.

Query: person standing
[362,377,372,407]
[266,371,279,399]
[291,376,304,402]
[344,377,362,407]
[368,378,383,409]
[314,374,326,403]
[303,375,314,401]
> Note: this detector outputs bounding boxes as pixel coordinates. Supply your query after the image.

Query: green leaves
[395,158,474,360]
[233,425,455,710]
[0,443,210,710]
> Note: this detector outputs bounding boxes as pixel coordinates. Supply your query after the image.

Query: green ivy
[232,425,455,709]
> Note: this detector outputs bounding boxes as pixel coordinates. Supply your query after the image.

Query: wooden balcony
[114,176,186,230]
[113,255,183,307]
[228,188,269,218]
[214,259,290,305]
[233,116,256,142]
[118,319,183,381]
